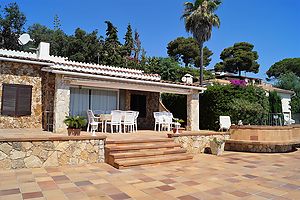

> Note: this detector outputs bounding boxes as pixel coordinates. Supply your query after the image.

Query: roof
[0,47,205,90]
[0,48,159,81]
[259,84,295,95]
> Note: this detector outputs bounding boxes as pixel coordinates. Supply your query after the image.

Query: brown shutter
[1,84,32,117]
[16,85,32,116]
[1,84,18,116]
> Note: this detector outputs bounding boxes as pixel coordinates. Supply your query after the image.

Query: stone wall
[0,61,43,129]
[124,90,159,129]
[225,140,296,153]
[0,139,105,170]
[41,72,55,131]
[171,133,230,154]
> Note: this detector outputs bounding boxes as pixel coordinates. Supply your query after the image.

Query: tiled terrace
[0,150,299,200]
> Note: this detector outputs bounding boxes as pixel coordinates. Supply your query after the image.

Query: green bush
[199,84,269,130]
[268,91,282,113]
[161,93,187,126]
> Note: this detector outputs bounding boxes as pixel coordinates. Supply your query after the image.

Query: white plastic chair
[163,112,175,131]
[133,111,139,132]
[86,110,102,133]
[219,116,231,132]
[122,111,135,133]
[106,110,122,133]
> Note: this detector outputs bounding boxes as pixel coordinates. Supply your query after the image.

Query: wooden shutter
[1,84,32,117]
[1,84,17,116]
[16,85,32,116]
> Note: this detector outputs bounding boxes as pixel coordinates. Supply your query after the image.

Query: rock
[0,143,12,155]
[86,143,94,153]
[12,159,25,169]
[56,142,70,152]
[43,152,58,167]
[32,146,42,156]
[39,150,49,161]
[88,153,98,163]
[0,159,11,169]
[0,151,8,160]
[24,155,42,168]
[42,141,54,150]
[80,151,89,161]
[11,150,26,159]
[21,142,33,151]
[58,153,69,165]
[12,142,22,151]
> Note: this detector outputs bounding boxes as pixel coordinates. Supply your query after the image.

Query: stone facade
[172,134,230,154]
[41,72,55,131]
[0,139,105,170]
[53,74,70,133]
[1,61,41,129]
[186,91,199,131]
[124,90,159,129]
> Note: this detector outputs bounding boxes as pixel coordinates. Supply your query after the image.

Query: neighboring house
[205,73,295,124]
[0,42,205,133]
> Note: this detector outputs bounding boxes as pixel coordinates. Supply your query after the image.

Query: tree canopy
[0,2,26,50]
[275,72,300,113]
[167,37,212,67]
[266,58,300,79]
[182,0,221,85]
[214,42,260,76]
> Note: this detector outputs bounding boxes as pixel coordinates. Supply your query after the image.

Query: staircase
[105,138,193,169]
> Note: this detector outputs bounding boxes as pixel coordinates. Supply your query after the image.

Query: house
[205,72,295,124]
[0,42,205,133]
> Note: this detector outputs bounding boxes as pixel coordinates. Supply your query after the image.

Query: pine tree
[133,29,141,62]
[123,23,134,57]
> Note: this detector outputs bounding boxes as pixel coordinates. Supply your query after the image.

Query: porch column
[53,75,70,133]
[186,90,199,131]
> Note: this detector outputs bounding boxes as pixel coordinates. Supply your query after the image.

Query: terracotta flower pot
[67,128,81,136]
[172,127,185,134]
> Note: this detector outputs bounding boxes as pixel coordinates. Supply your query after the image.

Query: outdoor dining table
[95,113,125,132]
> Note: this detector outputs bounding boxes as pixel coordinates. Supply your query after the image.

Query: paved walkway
[0,150,300,200]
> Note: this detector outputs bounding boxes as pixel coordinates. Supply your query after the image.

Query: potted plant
[172,118,185,134]
[64,116,87,136]
[210,137,225,156]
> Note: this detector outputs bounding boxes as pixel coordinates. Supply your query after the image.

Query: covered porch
[50,71,205,133]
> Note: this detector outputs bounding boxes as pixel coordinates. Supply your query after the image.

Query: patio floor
[0,150,299,200]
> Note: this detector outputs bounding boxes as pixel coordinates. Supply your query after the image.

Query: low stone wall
[0,136,106,170]
[169,133,230,154]
[225,140,296,153]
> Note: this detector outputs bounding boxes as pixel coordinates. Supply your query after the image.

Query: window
[130,94,146,118]
[1,84,32,117]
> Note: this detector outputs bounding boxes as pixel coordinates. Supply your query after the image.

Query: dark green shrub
[268,91,282,113]
[161,93,187,126]
[199,84,269,130]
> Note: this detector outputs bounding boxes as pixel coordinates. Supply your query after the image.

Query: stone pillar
[53,75,70,133]
[186,90,199,131]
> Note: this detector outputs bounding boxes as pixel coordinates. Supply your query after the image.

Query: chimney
[37,42,50,60]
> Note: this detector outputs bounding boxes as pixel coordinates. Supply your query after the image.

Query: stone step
[105,142,181,152]
[106,138,173,145]
[110,148,187,159]
[114,153,193,168]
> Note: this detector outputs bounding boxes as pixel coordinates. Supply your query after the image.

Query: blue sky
[2,0,300,80]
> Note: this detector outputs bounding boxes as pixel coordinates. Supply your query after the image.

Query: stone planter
[172,127,185,134]
[210,141,225,156]
[67,128,81,136]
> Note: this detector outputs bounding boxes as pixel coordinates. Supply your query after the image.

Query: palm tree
[182,0,221,86]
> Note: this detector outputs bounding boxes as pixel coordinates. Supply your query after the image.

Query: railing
[262,113,285,126]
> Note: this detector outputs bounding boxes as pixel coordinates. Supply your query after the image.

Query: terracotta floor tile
[0,188,20,196]
[22,191,43,199]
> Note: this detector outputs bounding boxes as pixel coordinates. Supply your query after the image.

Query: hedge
[199,84,269,130]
